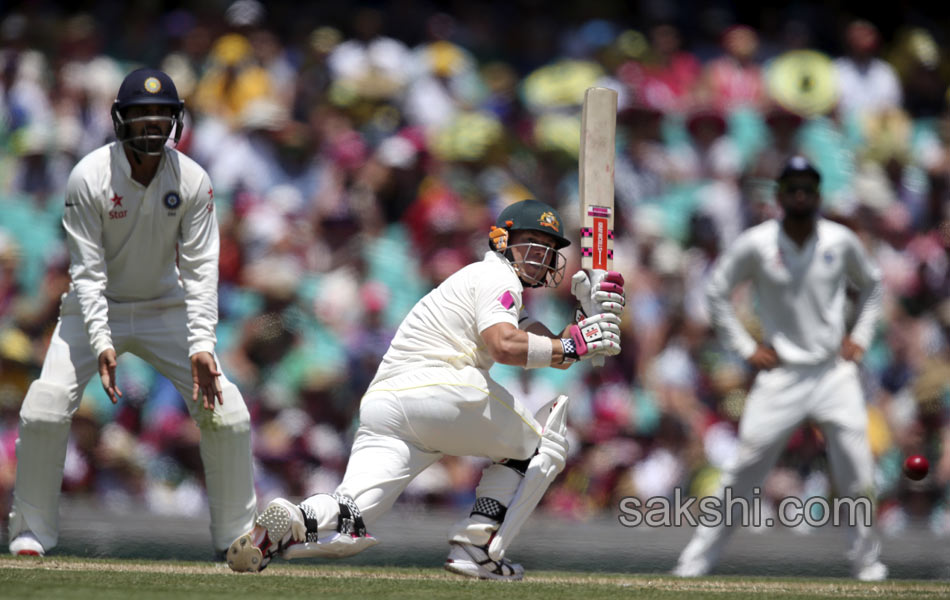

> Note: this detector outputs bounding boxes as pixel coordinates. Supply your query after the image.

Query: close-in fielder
[226,199,625,579]
[672,156,887,581]
[8,68,256,557]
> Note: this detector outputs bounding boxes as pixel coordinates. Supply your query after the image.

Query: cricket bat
[578,87,617,366]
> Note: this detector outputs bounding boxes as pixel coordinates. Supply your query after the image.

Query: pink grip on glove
[569,324,588,356]
[603,271,625,286]
[598,282,624,294]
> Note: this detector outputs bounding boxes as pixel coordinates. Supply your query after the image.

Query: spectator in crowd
[833,20,902,125]
[699,25,766,112]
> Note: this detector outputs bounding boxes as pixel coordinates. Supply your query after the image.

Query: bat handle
[580,269,609,368]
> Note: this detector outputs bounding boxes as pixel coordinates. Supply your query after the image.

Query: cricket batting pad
[487,395,569,561]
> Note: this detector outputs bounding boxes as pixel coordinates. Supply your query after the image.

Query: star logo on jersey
[109,193,127,220]
[108,193,127,219]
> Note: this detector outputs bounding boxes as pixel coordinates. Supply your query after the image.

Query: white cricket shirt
[61,142,220,358]
[370,251,524,384]
[706,218,882,365]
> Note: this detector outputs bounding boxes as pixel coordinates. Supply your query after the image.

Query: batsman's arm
[482,317,620,369]
[523,321,574,370]
[481,322,567,367]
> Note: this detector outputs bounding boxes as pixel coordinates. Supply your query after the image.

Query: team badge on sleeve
[163,191,181,210]
[498,291,515,310]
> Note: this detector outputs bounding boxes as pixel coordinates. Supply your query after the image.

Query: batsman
[226,199,625,579]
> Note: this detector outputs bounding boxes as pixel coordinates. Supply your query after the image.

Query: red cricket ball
[903,454,929,481]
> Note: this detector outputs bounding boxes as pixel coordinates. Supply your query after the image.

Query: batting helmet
[494,199,571,249]
[111,68,185,155]
[492,199,570,288]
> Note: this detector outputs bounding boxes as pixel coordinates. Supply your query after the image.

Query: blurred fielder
[226,199,625,579]
[8,68,256,557]
[673,156,887,581]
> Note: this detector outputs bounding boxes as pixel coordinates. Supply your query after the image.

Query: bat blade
[579,87,617,273]
[578,87,617,366]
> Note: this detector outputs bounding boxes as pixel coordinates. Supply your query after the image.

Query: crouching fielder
[227,199,626,579]
[8,68,256,557]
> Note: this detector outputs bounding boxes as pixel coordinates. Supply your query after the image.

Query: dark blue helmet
[777,155,821,183]
[111,68,185,155]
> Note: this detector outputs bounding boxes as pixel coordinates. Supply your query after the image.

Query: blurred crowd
[0,0,949,543]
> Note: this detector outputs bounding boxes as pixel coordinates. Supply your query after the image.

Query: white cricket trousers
[676,358,881,573]
[299,365,543,535]
[8,299,257,552]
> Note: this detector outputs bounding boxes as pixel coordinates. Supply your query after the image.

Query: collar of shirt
[112,142,168,183]
[483,250,522,284]
[777,219,821,259]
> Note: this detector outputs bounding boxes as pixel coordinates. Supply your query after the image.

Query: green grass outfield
[1,556,947,600]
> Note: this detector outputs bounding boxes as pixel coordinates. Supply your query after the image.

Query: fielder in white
[225,199,626,579]
[673,156,887,581]
[7,68,256,557]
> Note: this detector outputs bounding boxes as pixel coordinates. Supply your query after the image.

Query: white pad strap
[283,493,378,559]
[487,395,569,561]
[282,532,379,559]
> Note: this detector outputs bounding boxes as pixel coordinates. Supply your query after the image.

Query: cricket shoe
[226,498,305,572]
[671,560,710,578]
[854,561,888,582]
[443,542,525,581]
[9,531,45,556]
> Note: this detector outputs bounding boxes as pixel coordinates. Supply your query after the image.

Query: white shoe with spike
[226,498,306,572]
[444,542,525,581]
[9,532,45,557]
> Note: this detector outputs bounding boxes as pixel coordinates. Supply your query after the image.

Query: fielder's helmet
[777,155,821,183]
[111,68,185,155]
[494,199,571,249]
